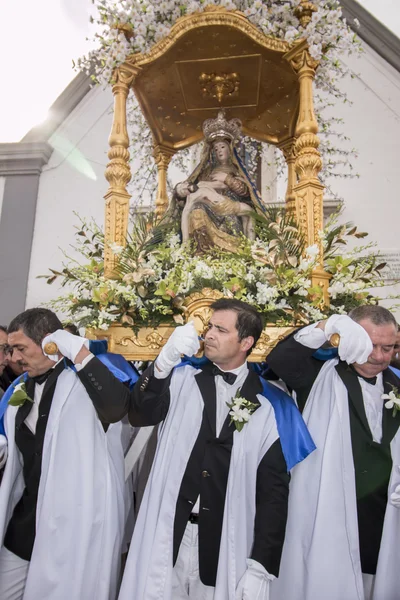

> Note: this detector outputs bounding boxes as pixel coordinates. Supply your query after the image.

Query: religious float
[47,0,387,361]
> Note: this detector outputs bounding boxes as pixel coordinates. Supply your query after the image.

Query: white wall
[25,85,114,309]
[324,42,400,310]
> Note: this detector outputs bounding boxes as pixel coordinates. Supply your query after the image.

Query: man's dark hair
[0,325,7,334]
[210,298,264,354]
[349,305,397,328]
[8,308,63,346]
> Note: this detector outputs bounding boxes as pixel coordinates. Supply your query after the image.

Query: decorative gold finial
[114,22,134,39]
[294,1,317,28]
[329,333,340,348]
[44,342,59,355]
[202,110,242,143]
[199,72,240,104]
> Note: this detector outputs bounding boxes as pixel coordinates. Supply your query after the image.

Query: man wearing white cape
[0,308,127,600]
[72,299,314,600]
[268,305,400,600]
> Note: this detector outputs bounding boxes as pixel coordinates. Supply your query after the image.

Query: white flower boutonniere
[8,381,33,407]
[382,386,400,418]
[226,388,258,432]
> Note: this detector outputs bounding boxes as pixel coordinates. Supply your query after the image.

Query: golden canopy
[95,2,331,359]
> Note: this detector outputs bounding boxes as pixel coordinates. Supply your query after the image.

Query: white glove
[42,330,89,363]
[155,322,200,376]
[324,315,373,365]
[235,559,274,600]
[0,434,8,469]
[390,483,400,508]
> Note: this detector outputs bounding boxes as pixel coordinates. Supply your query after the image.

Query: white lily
[382,389,400,417]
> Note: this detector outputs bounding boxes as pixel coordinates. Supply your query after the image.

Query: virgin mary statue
[173,111,266,254]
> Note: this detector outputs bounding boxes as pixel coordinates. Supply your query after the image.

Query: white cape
[0,368,125,600]
[118,365,279,600]
[271,359,400,600]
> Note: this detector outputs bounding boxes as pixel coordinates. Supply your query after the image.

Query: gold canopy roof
[124,7,300,150]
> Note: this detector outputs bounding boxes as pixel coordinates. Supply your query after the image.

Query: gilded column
[285,37,331,306]
[104,64,138,278]
[153,144,175,221]
[279,138,297,215]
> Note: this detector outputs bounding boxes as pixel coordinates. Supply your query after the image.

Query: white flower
[305,244,319,258]
[14,382,25,393]
[109,242,124,255]
[226,391,258,432]
[328,281,346,299]
[382,391,400,412]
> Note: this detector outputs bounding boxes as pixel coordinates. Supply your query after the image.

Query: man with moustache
[47,298,314,600]
[267,305,400,600]
[0,308,127,600]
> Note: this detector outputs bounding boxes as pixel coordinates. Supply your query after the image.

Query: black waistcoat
[4,361,65,561]
[336,362,400,574]
[173,368,261,587]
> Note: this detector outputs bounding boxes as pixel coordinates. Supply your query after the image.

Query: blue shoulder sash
[175,356,315,471]
[260,378,315,471]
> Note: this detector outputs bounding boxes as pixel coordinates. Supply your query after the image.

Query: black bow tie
[211,365,237,385]
[31,367,54,386]
[350,366,377,386]
[358,374,377,386]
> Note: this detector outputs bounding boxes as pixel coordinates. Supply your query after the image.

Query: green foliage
[44,208,391,330]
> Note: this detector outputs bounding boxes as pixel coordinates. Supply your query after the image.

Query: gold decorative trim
[199,72,240,104]
[86,288,296,361]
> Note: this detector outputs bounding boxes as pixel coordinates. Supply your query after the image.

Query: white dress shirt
[359,373,384,443]
[24,358,64,434]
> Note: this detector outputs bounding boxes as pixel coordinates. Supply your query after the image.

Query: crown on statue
[203,111,242,143]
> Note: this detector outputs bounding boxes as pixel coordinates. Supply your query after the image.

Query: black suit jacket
[268,331,400,574]
[79,358,289,585]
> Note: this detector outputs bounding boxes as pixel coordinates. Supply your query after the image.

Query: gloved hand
[155,322,200,376]
[42,330,89,363]
[235,559,274,600]
[390,483,400,508]
[0,434,8,469]
[324,315,373,365]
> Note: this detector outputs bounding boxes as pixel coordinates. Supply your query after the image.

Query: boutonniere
[382,386,400,417]
[226,388,258,432]
[8,381,33,407]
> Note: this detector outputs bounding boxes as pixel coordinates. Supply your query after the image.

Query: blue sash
[390,365,400,379]
[176,357,315,471]
[313,347,338,361]
[259,378,315,471]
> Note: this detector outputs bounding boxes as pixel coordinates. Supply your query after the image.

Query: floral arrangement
[382,387,400,418]
[227,389,258,432]
[44,207,387,331]
[76,0,362,201]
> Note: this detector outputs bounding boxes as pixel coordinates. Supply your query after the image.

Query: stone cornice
[0,142,53,175]
[342,0,400,73]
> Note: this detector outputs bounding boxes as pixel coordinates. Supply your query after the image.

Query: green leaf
[9,390,32,406]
